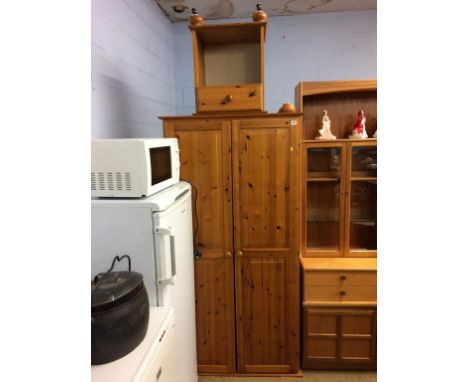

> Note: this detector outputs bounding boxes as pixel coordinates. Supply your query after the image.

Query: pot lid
[91,271,143,309]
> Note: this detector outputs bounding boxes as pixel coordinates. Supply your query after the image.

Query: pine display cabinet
[296,80,377,371]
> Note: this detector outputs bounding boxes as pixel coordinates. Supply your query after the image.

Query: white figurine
[349,109,368,139]
[316,110,336,140]
[373,130,377,138]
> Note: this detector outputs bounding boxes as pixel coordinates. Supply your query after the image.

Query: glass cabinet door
[306,146,344,256]
[347,144,377,256]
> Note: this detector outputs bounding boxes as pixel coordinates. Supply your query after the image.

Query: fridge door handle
[154,227,176,284]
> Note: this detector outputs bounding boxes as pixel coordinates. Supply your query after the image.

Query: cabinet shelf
[351,176,377,181]
[303,138,377,143]
[350,220,376,225]
[307,177,340,182]
[296,80,377,140]
[307,221,340,225]
[306,246,339,251]
[307,171,340,178]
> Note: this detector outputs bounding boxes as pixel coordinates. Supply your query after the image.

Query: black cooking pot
[91,255,149,365]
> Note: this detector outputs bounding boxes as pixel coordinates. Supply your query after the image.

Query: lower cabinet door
[194,257,236,373]
[235,255,299,374]
[303,307,377,370]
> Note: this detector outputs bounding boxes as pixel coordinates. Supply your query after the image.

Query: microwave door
[150,146,172,186]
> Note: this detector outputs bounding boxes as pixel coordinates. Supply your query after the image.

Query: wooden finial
[278,102,296,113]
[252,3,268,22]
[189,8,204,27]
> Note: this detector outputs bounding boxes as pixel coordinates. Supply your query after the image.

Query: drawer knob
[249,91,256,97]
[339,290,346,296]
[340,275,347,281]
[221,94,233,104]
[237,251,244,257]
[225,251,232,258]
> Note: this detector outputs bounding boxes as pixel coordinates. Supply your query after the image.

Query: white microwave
[91,138,180,197]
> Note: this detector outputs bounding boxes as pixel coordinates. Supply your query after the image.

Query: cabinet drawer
[306,285,376,303]
[196,84,263,112]
[304,271,376,287]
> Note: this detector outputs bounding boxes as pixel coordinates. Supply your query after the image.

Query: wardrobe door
[232,117,301,374]
[164,119,236,373]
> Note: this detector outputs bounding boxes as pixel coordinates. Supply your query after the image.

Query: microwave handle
[154,227,176,284]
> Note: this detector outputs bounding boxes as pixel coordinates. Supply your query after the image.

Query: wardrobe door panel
[164,120,236,373]
[232,118,301,373]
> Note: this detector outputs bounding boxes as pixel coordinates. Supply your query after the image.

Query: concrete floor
[199,371,377,382]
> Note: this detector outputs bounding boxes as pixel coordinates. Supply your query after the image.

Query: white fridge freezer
[92,307,179,382]
[92,181,197,382]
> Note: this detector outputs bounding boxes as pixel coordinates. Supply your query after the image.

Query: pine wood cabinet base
[302,307,377,370]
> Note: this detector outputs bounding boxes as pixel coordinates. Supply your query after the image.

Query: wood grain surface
[164,119,236,373]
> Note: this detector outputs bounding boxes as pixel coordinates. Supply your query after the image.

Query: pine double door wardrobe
[162,114,301,375]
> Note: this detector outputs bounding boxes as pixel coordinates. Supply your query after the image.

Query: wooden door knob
[237,251,244,257]
[221,94,233,104]
[225,251,232,258]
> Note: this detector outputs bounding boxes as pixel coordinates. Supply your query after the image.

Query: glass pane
[307,181,340,249]
[307,147,341,179]
[150,146,171,185]
[350,181,377,250]
[351,146,377,177]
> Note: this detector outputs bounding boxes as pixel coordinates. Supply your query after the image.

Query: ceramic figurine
[316,110,336,140]
[349,109,368,139]
[189,8,204,27]
[252,4,268,22]
[278,102,296,113]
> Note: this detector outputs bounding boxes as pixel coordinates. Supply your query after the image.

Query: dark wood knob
[221,94,233,104]
[340,275,347,281]
[339,290,346,296]
[249,91,256,97]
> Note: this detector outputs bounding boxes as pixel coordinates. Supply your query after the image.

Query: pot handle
[93,255,132,292]
[154,227,176,284]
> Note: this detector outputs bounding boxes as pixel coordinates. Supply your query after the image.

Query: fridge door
[153,190,197,382]
[91,207,159,305]
[153,227,177,285]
